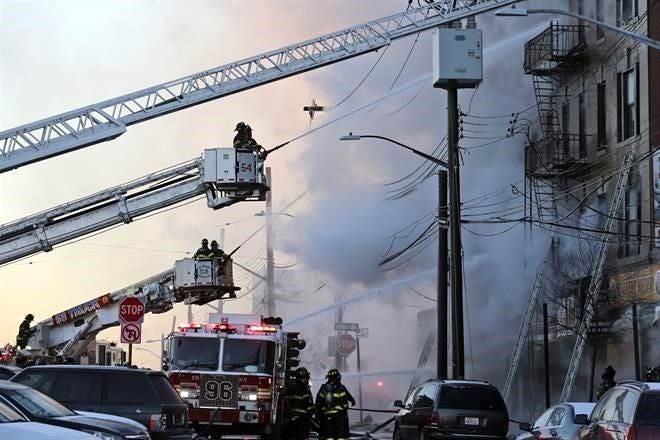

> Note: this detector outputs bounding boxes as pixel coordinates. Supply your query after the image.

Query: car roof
[0,380,30,391]
[617,381,660,392]
[425,379,493,386]
[0,366,21,373]
[20,365,160,375]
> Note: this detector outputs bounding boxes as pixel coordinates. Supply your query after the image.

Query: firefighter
[645,366,660,382]
[211,240,227,278]
[210,240,225,259]
[596,365,617,399]
[284,367,314,440]
[316,369,355,440]
[233,122,265,157]
[15,314,35,349]
[194,238,213,259]
[233,122,250,148]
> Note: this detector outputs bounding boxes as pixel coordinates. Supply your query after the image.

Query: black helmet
[211,240,218,248]
[295,367,310,380]
[25,314,34,321]
[201,238,209,245]
[235,122,246,131]
[326,369,341,381]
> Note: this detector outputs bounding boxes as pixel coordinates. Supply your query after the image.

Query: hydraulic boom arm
[0,0,519,173]
[0,148,267,265]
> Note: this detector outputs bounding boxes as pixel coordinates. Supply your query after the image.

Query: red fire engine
[163,313,305,438]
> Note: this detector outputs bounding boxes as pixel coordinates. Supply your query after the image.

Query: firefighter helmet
[295,367,310,380]
[25,314,34,321]
[235,122,247,131]
[326,369,341,381]
[201,238,209,245]
[211,240,218,248]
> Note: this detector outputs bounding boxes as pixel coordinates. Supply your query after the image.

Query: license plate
[464,417,479,425]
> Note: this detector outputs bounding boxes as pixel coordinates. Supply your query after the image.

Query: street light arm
[348,134,448,168]
[503,7,660,51]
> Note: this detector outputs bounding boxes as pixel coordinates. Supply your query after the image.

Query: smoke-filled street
[1,0,659,439]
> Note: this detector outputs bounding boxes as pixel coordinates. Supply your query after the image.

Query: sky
[0,0,562,384]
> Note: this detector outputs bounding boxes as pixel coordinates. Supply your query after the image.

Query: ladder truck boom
[0,0,520,173]
[0,147,268,265]
[25,254,240,359]
[32,269,175,358]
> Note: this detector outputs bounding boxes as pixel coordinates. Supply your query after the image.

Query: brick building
[512,0,659,419]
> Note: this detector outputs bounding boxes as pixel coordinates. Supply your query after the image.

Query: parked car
[515,402,595,440]
[11,365,193,440]
[393,379,509,440]
[0,379,151,439]
[575,380,660,440]
[0,397,97,439]
[0,365,21,380]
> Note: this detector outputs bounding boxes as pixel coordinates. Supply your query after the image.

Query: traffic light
[285,332,306,371]
[263,316,283,325]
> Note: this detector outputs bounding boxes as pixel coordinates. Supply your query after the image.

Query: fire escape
[524,23,588,222]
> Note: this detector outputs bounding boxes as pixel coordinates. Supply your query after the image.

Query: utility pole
[432,22,481,379]
[437,170,449,379]
[265,167,275,316]
[633,303,640,381]
[543,303,550,408]
[447,85,464,379]
[215,228,225,314]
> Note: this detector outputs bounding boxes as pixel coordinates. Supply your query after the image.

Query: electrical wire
[332,46,390,110]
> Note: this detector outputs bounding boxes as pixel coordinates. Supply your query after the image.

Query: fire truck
[164,313,305,439]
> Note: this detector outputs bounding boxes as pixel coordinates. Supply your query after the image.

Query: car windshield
[0,401,25,423]
[222,339,275,373]
[636,392,660,425]
[438,385,506,411]
[5,388,75,418]
[171,337,219,371]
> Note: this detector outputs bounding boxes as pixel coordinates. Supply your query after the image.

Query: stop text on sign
[119,297,145,324]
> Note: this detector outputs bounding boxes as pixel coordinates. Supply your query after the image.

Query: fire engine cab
[163,313,305,438]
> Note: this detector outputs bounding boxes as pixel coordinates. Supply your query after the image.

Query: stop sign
[119,297,145,324]
[335,334,356,356]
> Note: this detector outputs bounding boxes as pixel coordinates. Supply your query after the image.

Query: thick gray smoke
[271,0,567,421]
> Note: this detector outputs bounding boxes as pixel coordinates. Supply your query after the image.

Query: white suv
[0,400,96,440]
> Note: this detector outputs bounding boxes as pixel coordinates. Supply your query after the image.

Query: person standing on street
[284,367,315,440]
[315,369,355,440]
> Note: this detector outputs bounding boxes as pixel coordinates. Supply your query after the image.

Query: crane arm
[0,148,267,265]
[0,0,520,173]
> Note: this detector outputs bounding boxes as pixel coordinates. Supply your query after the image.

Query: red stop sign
[119,297,145,323]
[335,334,356,356]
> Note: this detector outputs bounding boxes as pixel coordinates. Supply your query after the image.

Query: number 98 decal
[204,380,233,401]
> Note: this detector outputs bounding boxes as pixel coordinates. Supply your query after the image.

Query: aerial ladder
[22,261,237,361]
[502,232,555,401]
[559,152,634,401]
[0,147,267,265]
[0,0,520,173]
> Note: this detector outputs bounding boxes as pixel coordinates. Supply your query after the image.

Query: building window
[596,0,605,39]
[620,0,638,24]
[618,168,642,258]
[579,92,586,158]
[597,82,606,146]
[619,67,638,141]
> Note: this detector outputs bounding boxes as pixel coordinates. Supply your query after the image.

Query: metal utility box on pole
[265,167,275,316]
[433,25,482,380]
